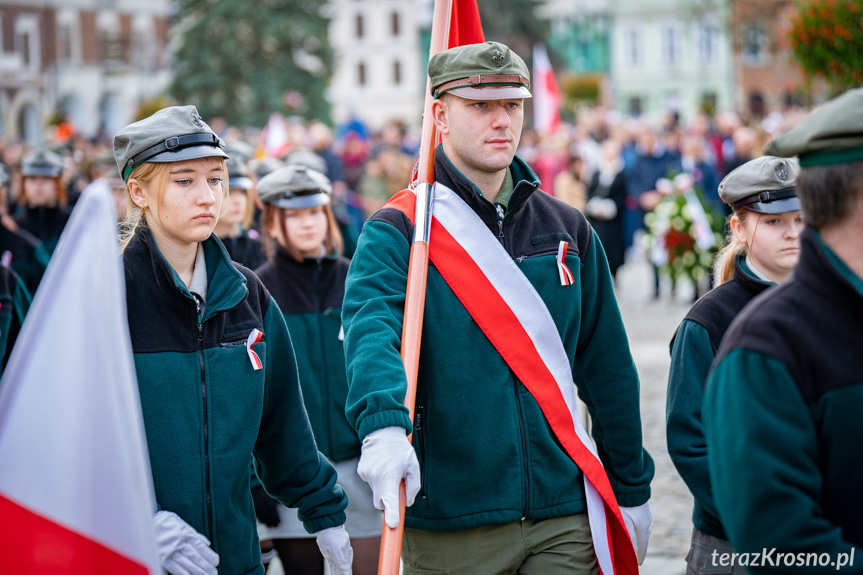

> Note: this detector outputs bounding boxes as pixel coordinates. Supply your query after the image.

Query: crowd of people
[1,39,861,575]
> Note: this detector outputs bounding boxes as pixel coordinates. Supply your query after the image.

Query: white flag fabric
[0,185,160,573]
[533,43,562,135]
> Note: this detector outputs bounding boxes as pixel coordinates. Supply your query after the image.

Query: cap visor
[146,145,229,164]
[447,85,532,100]
[229,176,254,191]
[742,196,800,214]
[272,193,331,209]
[22,168,62,178]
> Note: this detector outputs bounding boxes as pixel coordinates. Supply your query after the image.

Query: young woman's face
[221,189,248,228]
[278,205,328,257]
[23,176,58,207]
[138,157,225,250]
[734,210,804,282]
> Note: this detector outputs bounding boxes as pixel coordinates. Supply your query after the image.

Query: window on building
[661,26,679,65]
[628,96,643,117]
[742,22,768,66]
[355,14,364,39]
[624,28,642,67]
[698,24,718,64]
[393,60,401,85]
[358,61,366,86]
[58,23,73,62]
[15,15,40,71]
[701,92,717,114]
[391,11,400,36]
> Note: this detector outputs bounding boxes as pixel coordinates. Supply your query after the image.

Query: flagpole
[376,1,452,573]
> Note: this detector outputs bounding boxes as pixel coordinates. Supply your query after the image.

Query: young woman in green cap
[114,105,353,575]
[14,147,71,255]
[251,164,381,575]
[666,155,804,574]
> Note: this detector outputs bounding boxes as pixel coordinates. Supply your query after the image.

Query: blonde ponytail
[713,210,750,285]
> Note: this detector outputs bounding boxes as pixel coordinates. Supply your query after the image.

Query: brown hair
[713,209,752,285]
[796,160,863,230]
[261,202,343,262]
[118,159,229,253]
[21,175,66,207]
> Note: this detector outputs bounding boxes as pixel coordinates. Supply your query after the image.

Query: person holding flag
[343,41,653,574]
[113,105,352,575]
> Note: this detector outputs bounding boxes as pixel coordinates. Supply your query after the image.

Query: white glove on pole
[153,510,220,575]
[620,503,652,565]
[316,525,354,575]
[356,426,421,528]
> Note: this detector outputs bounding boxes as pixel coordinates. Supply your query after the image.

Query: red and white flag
[533,43,562,135]
[0,185,160,573]
[261,113,291,158]
[448,0,485,48]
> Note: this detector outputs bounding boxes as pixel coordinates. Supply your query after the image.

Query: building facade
[326,0,424,131]
[610,0,734,123]
[0,0,172,145]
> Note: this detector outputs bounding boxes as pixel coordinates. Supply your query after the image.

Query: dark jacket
[220,232,267,271]
[666,257,771,540]
[0,224,49,294]
[124,229,347,575]
[14,205,72,255]
[0,265,30,376]
[255,249,360,463]
[343,146,653,532]
[587,169,627,276]
[705,229,863,572]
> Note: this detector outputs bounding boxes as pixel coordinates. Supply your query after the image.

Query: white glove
[356,426,421,528]
[620,503,652,565]
[316,525,353,575]
[153,510,220,575]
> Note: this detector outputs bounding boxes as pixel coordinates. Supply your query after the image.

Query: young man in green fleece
[342,41,654,574]
[705,87,863,574]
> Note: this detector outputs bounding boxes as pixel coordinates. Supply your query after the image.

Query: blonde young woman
[666,156,804,575]
[14,147,71,255]
[114,106,352,575]
[252,165,382,575]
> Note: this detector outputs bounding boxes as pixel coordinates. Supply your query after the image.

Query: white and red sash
[386,183,639,575]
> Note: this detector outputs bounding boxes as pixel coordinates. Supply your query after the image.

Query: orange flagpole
[376,1,452,574]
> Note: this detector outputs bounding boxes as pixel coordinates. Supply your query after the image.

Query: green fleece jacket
[125,229,347,575]
[342,147,653,532]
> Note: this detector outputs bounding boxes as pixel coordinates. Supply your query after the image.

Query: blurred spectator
[553,154,588,211]
[586,139,627,280]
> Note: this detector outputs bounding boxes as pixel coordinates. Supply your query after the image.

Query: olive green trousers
[402,513,600,575]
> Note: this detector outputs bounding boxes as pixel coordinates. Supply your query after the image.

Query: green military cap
[719,156,800,214]
[21,147,64,178]
[113,105,228,182]
[764,87,863,167]
[257,165,331,209]
[226,156,253,191]
[429,41,531,100]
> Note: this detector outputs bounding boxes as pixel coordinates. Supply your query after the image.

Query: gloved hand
[316,525,353,575]
[152,510,219,575]
[620,503,652,565]
[356,426,421,528]
[251,485,281,527]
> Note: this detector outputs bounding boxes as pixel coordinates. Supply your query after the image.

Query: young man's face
[435,93,524,177]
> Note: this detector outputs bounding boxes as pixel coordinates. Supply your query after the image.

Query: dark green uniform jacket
[0,265,30,376]
[221,232,267,271]
[124,229,347,575]
[343,147,653,532]
[14,205,71,255]
[0,223,49,294]
[255,248,360,463]
[705,228,863,573]
[667,257,771,540]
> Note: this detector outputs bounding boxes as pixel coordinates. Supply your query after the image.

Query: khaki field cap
[764,87,863,167]
[257,165,332,209]
[113,105,228,182]
[21,148,64,178]
[226,156,253,191]
[719,156,800,214]
[429,41,531,101]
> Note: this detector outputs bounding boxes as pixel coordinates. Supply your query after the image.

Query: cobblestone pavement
[616,255,696,575]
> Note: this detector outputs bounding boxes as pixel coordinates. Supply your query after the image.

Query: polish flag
[448,0,485,48]
[533,43,562,135]
[0,185,160,573]
[261,113,291,158]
